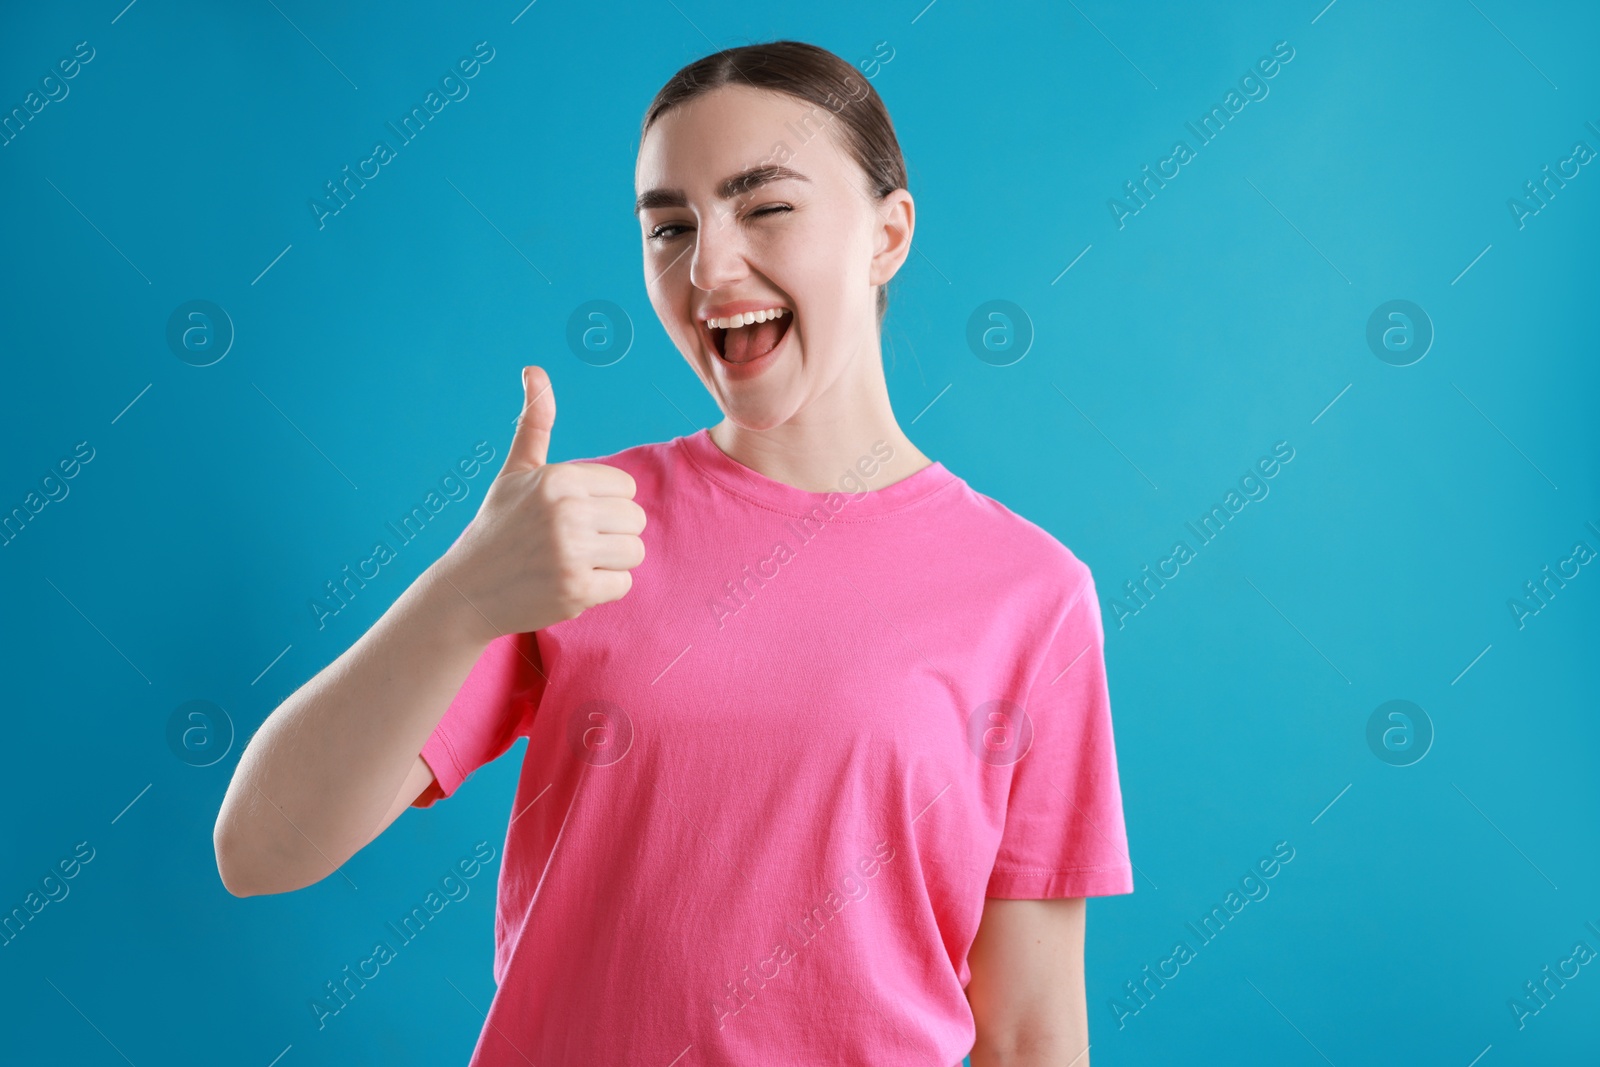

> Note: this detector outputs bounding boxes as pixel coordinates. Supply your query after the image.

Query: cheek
[643,283,687,341]
[809,215,873,293]
[775,231,851,308]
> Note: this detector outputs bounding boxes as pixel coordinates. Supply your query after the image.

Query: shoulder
[943,479,1094,603]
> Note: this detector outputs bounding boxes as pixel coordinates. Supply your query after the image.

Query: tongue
[723,317,788,364]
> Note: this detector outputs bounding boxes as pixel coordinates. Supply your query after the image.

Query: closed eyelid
[635,165,810,216]
[646,203,792,240]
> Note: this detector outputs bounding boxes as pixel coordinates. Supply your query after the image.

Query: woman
[214,40,1133,1066]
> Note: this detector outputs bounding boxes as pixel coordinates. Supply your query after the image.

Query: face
[635,84,912,430]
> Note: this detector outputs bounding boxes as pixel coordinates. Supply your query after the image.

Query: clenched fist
[437,366,647,643]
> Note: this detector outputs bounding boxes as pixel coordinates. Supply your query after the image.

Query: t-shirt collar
[674,427,955,520]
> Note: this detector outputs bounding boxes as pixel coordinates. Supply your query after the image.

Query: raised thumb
[503,365,555,472]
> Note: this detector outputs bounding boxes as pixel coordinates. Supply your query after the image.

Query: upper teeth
[705,307,789,330]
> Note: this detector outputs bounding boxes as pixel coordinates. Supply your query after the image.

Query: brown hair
[640,40,909,327]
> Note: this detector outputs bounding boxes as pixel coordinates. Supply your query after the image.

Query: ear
[869,188,914,288]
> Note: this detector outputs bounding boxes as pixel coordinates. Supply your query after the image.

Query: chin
[719,403,795,433]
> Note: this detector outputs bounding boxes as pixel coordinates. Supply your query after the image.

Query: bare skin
[216,76,1094,1064]
[212,367,645,896]
[637,85,1093,1062]
[634,83,932,489]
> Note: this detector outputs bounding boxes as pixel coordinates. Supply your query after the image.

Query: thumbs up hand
[439,366,647,643]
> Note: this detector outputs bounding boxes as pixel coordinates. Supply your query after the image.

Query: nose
[689,205,749,293]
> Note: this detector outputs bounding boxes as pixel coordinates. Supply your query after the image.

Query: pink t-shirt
[413,428,1134,1065]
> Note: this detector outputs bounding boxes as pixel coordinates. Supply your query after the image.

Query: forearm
[214,557,493,894]
[966,893,1091,1066]
[969,1028,1089,1067]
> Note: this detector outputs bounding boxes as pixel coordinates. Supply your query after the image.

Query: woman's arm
[212,561,496,897]
[966,896,1090,1067]
[213,366,645,898]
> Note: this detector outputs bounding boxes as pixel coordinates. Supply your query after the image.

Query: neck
[708,338,933,493]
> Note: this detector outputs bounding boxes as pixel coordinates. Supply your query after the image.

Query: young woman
[215,40,1133,1067]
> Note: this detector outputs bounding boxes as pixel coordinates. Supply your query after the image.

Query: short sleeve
[985,568,1135,898]
[412,629,546,808]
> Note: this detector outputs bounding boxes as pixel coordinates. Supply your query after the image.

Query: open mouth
[707,310,793,365]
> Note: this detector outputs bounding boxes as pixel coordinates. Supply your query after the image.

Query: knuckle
[535,463,570,498]
[555,575,586,619]
[570,573,600,612]
[549,497,585,540]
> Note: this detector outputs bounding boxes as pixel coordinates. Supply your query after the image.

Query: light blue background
[2,1,1595,1064]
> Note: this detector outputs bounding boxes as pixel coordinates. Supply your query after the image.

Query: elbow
[970,1020,1084,1067]
[212,813,330,898]
[219,870,257,899]
[213,810,290,898]
[213,818,260,897]
[970,1034,1084,1067]
[214,771,265,897]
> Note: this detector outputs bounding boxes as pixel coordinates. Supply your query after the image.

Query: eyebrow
[634,164,810,216]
